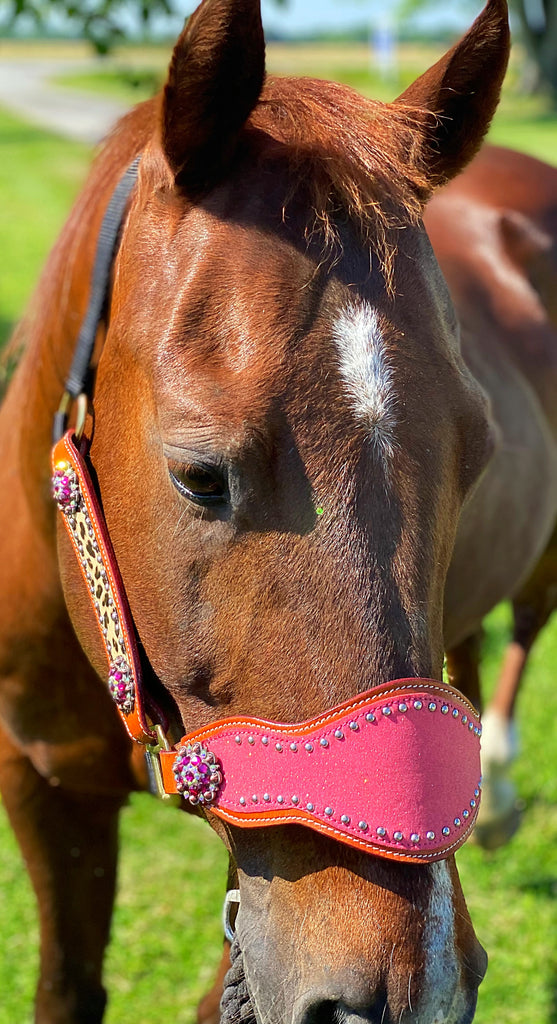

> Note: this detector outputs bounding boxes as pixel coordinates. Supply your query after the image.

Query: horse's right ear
[160,0,265,194]
[395,0,510,190]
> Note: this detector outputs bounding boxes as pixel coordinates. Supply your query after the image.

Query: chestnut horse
[4,0,552,1021]
[425,145,557,847]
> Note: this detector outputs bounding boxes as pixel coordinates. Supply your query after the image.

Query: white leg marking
[480,707,519,768]
[333,301,397,455]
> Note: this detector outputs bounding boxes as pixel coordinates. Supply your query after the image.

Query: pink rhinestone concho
[52,464,81,515]
[172,742,223,805]
[108,656,135,714]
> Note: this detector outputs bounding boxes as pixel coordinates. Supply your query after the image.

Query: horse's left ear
[395,0,509,189]
[160,0,265,193]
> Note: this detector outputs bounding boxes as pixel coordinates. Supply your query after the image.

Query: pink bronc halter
[52,429,482,865]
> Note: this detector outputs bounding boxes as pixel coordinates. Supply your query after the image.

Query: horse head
[56,1,509,1020]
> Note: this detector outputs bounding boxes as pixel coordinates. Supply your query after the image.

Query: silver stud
[292,795,299,805]
[306,802,314,811]
[262,736,269,745]
[462,715,468,725]
[235,736,242,745]
[365,712,376,723]
[474,788,480,798]
[393,831,403,841]
[359,821,368,831]
[452,709,459,719]
[428,702,437,712]
[349,721,358,731]
[398,702,408,713]
[263,793,271,802]
[325,806,333,817]
[442,826,450,837]
[341,814,350,824]
[305,742,314,752]
[469,721,474,731]
[290,742,298,752]
[248,736,255,745]
[441,705,449,715]
[277,795,284,804]
[411,833,420,843]
[239,797,246,806]
[463,809,469,819]
[454,817,461,827]
[414,700,423,710]
[334,729,344,740]
[376,826,386,837]
[252,795,258,803]
[470,799,476,809]
[276,742,283,752]
[426,831,435,841]
[382,706,392,716]
[320,738,329,748]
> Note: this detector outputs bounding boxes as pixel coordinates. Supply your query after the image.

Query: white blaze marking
[333,301,397,455]
[419,861,461,1024]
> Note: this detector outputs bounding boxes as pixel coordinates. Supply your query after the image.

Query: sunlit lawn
[1,36,557,1024]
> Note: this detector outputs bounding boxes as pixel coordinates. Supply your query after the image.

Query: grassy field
[1,38,557,1024]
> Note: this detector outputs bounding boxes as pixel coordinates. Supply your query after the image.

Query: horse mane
[249,77,431,290]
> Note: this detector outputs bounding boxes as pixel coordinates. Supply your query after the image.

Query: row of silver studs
[232,697,481,753]
[236,778,481,842]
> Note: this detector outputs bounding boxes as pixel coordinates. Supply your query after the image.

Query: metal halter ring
[222,889,241,942]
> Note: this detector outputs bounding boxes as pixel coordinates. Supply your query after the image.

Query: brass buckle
[145,724,178,803]
[55,390,88,442]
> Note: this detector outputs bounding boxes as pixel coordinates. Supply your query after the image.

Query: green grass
[1,40,557,1023]
[0,108,90,349]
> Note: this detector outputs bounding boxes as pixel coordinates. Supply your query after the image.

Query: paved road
[0,59,129,144]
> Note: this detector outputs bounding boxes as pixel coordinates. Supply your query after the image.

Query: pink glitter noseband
[52,430,482,864]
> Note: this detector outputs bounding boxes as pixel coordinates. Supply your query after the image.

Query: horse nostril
[299,999,392,1024]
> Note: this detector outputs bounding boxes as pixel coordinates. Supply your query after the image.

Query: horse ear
[160,0,265,193]
[394,0,509,188]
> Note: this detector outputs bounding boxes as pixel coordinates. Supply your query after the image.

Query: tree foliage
[1,0,177,54]
[514,0,557,94]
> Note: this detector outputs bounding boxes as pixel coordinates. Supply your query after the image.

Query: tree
[1,0,177,55]
[513,0,557,95]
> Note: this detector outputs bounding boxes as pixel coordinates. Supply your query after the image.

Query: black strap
[53,156,141,442]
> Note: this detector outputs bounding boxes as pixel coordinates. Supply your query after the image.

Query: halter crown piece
[51,163,482,865]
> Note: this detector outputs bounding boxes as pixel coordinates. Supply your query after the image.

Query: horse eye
[168,462,227,505]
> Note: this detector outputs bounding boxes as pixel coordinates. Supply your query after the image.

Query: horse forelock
[246,77,431,291]
[133,76,432,294]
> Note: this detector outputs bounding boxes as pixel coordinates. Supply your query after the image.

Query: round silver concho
[107,656,135,714]
[52,463,82,515]
[172,741,223,806]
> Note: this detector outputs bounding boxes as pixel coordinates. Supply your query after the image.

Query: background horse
[2,1,551,1022]
[425,145,557,847]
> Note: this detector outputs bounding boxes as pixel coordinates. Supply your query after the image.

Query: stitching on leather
[211,806,478,861]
